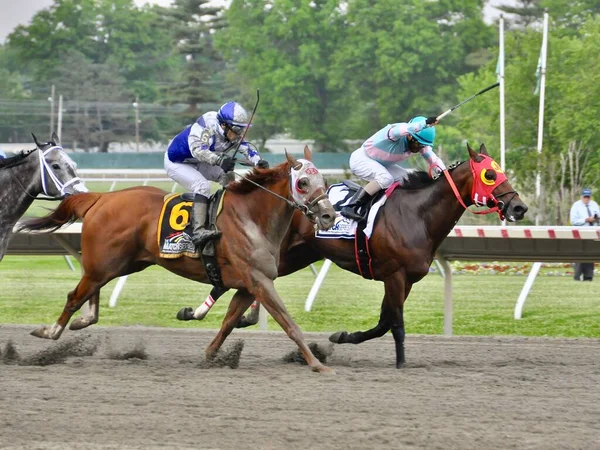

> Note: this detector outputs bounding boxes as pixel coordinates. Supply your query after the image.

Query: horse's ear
[479,143,489,156]
[303,145,313,161]
[285,149,302,169]
[467,142,478,160]
[51,132,60,145]
[31,133,43,149]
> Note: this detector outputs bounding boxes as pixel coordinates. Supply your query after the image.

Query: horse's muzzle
[506,202,528,222]
[314,199,336,231]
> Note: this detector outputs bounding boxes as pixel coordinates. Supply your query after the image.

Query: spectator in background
[569,188,599,281]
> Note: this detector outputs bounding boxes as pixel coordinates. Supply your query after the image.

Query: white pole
[499,15,506,173]
[57,94,63,142]
[535,12,549,226]
[49,84,55,135]
[133,97,140,153]
[109,276,129,308]
[304,259,333,312]
[514,262,542,319]
[499,15,507,227]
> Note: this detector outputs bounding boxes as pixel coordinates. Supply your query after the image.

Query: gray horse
[0,132,87,261]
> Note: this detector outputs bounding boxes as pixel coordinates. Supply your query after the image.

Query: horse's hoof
[313,365,336,375]
[30,328,50,339]
[235,316,257,328]
[69,317,89,330]
[396,362,405,369]
[176,307,195,321]
[328,331,347,344]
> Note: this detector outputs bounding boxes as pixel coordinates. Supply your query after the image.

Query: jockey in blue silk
[341,116,446,222]
[164,101,269,247]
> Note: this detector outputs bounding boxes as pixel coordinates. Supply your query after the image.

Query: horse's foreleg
[251,277,334,374]
[69,291,100,331]
[205,289,254,359]
[30,275,102,340]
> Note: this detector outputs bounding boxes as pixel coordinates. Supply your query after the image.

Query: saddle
[158,189,226,288]
[333,180,386,217]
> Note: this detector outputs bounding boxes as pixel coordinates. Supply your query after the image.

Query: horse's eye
[484,169,496,181]
[298,178,309,190]
[52,163,61,170]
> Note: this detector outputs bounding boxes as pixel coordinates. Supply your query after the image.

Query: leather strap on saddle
[354,221,375,280]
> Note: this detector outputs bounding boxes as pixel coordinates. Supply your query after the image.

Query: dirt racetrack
[1,324,599,450]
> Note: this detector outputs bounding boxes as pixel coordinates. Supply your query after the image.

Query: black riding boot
[340,187,372,222]
[191,194,221,248]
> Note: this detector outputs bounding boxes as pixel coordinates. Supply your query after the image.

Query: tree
[7,0,177,101]
[498,0,600,32]
[163,0,225,121]
[49,50,135,152]
[329,0,495,140]
[453,16,600,225]
[217,0,353,151]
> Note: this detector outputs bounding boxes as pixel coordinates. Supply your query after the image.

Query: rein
[232,169,327,218]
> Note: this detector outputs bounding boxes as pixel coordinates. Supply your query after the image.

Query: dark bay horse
[0,133,87,262]
[180,143,528,368]
[19,148,338,373]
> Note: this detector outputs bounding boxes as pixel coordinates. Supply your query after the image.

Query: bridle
[442,159,518,221]
[231,161,328,222]
[8,145,84,201]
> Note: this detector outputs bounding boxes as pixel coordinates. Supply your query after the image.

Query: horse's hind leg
[30,275,103,340]
[205,289,255,359]
[69,291,100,331]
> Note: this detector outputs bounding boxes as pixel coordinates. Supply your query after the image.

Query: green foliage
[217,0,349,151]
[217,0,493,151]
[163,0,225,125]
[330,0,494,139]
[454,15,600,225]
[7,0,176,101]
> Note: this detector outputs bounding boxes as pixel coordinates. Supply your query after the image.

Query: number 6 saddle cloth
[157,191,226,259]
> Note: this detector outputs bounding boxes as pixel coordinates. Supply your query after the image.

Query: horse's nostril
[322,213,333,222]
[514,205,527,214]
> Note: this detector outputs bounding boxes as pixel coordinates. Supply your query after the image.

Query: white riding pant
[349,147,408,190]
[164,152,224,197]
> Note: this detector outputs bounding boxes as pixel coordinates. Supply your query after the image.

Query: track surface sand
[1,325,599,449]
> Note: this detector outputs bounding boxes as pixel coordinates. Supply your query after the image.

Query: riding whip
[231,89,260,161]
[435,82,499,122]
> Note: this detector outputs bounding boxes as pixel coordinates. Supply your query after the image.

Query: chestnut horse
[179,144,529,368]
[19,148,337,373]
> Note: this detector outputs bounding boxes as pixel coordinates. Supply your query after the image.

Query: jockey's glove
[426,116,438,125]
[256,159,270,169]
[217,154,236,172]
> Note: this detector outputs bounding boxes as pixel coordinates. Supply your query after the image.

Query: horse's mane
[0,149,34,169]
[226,161,291,194]
[397,161,465,191]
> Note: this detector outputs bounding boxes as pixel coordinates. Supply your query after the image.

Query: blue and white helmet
[217,101,251,134]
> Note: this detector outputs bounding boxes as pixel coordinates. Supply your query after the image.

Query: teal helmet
[408,116,435,147]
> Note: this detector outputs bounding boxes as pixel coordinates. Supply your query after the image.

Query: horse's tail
[18,193,103,233]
